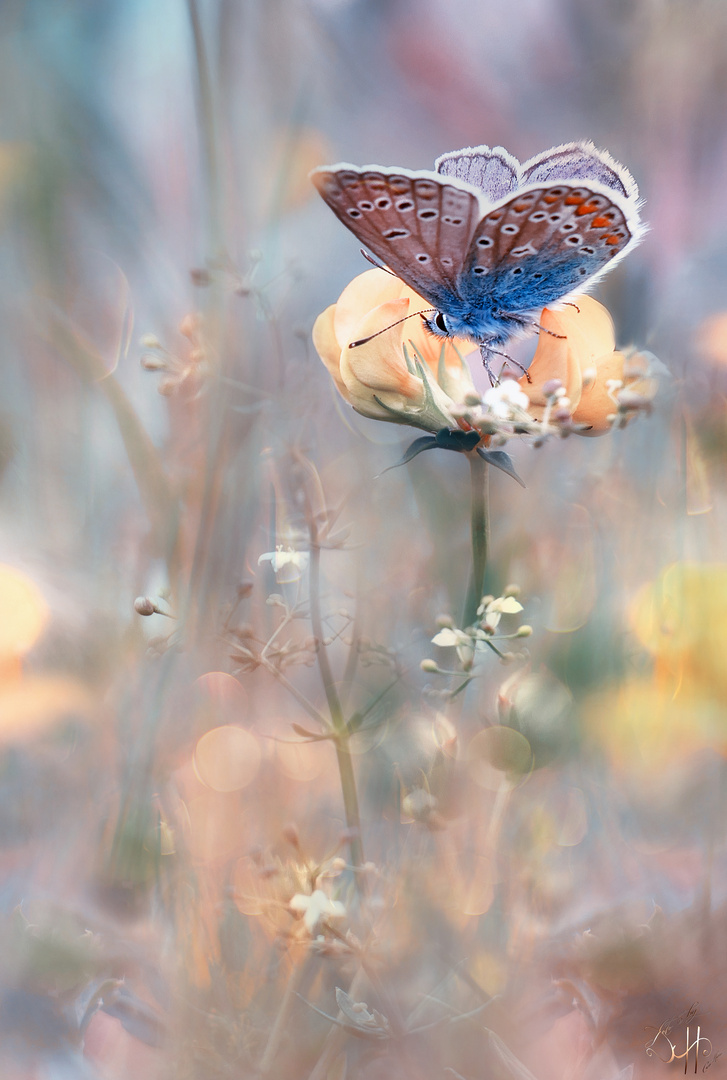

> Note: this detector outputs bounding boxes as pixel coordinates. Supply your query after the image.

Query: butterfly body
[311,142,644,369]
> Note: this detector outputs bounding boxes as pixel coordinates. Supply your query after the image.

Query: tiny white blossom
[488,596,523,615]
[432,626,474,668]
[477,594,524,631]
[289,889,346,932]
[483,380,530,419]
[258,546,310,573]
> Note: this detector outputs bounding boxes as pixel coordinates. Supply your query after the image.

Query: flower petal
[333,268,406,350]
[341,298,423,397]
[312,305,349,398]
[490,596,523,614]
[574,350,625,434]
[520,297,617,418]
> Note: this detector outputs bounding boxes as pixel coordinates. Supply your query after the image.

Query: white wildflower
[483,380,531,419]
[258,546,310,575]
[289,889,346,932]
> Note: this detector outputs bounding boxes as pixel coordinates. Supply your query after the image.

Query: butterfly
[311,141,644,378]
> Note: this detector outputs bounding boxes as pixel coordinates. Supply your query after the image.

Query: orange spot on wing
[591,216,612,228]
[513,203,529,212]
[576,203,599,216]
[605,234,621,245]
[543,195,560,204]
[564,194,585,205]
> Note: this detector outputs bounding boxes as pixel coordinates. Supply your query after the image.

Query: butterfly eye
[434,312,449,333]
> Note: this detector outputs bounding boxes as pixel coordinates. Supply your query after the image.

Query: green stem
[308,539,364,870]
[463,453,489,627]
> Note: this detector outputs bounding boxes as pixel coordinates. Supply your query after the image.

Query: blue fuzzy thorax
[423,250,592,345]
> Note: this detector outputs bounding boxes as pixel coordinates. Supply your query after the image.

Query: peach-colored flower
[518,297,644,435]
[313,269,476,430]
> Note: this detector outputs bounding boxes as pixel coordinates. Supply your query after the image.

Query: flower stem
[463,453,489,628]
[308,537,364,871]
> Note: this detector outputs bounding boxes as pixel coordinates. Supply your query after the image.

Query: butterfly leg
[480,344,532,384]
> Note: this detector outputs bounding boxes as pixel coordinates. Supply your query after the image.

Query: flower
[482,379,531,420]
[312,269,476,431]
[477,594,523,631]
[518,297,652,435]
[258,547,309,574]
[289,888,346,933]
[431,626,476,669]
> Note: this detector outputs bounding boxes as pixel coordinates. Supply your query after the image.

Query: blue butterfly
[311,141,644,376]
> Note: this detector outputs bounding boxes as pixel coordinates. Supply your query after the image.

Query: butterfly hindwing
[459,182,633,309]
[435,145,519,204]
[311,165,483,309]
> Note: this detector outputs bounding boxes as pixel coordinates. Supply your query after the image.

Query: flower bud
[420,659,439,673]
[134,596,157,616]
[541,378,563,397]
[281,823,300,849]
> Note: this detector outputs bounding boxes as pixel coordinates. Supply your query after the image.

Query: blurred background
[2,0,727,1077]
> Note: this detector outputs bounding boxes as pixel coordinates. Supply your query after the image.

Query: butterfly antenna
[360,249,398,277]
[533,323,567,340]
[349,309,437,349]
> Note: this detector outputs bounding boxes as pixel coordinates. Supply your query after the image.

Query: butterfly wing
[520,141,639,201]
[435,144,520,204]
[311,165,484,310]
[459,181,642,313]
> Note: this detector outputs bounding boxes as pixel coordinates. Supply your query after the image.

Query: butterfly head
[421,310,452,339]
[420,306,512,348]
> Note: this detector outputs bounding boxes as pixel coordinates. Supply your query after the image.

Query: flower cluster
[140,314,207,396]
[313,269,657,446]
[423,589,532,674]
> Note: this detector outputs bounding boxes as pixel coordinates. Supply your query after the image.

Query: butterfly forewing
[311,166,482,308]
[461,182,633,307]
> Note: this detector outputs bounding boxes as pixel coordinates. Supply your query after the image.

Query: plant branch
[308,534,364,870]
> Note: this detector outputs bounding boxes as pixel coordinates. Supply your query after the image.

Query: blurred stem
[258,952,311,1075]
[308,535,364,870]
[50,317,180,590]
[463,453,489,627]
[186,0,221,254]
